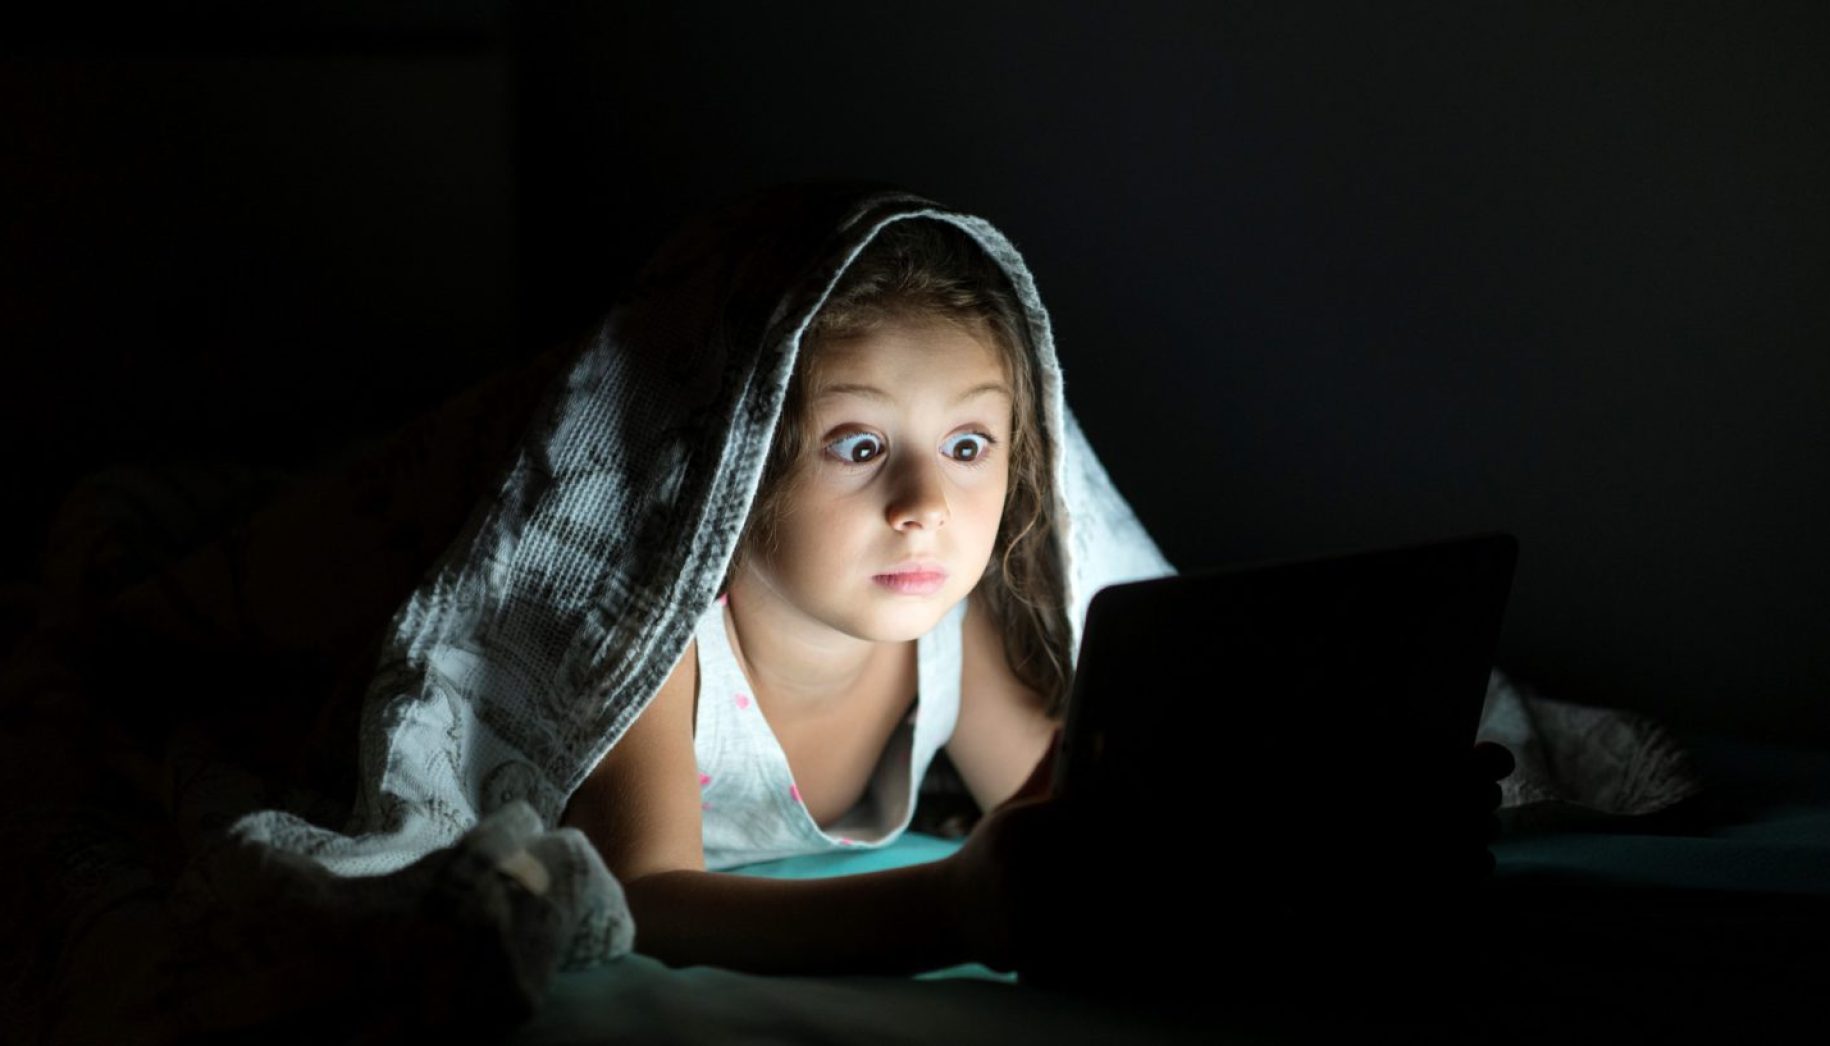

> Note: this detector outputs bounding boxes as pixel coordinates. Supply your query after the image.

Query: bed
[6,417,1824,1045]
[507,729,1830,1045]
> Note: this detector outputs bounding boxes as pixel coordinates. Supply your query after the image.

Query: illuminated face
[734,316,1014,644]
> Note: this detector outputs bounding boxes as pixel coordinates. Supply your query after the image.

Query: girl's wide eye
[827,432,884,464]
[942,433,992,463]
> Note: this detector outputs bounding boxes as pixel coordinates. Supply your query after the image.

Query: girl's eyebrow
[813,381,1013,406]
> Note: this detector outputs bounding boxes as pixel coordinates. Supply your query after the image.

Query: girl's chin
[850,597,961,642]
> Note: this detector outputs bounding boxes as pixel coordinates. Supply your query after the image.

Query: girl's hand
[1456,739,1515,881]
[1399,739,1515,891]
[1397,739,1514,968]
[941,729,1077,973]
[941,734,1515,970]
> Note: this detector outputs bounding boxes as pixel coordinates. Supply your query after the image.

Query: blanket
[1,179,1703,1040]
[224,179,1183,986]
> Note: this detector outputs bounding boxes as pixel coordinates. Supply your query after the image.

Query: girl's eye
[827,432,884,464]
[942,433,994,463]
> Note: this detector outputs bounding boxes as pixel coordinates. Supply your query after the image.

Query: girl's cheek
[807,467,869,495]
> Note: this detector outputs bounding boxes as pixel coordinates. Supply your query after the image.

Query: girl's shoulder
[679,636,701,737]
[637,631,702,739]
[562,632,706,881]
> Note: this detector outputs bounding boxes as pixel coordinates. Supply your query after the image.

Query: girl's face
[736,316,1013,644]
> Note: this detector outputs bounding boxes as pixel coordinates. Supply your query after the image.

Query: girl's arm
[620,863,965,977]
[561,641,975,977]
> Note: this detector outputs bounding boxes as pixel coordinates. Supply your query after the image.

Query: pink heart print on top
[789,783,802,803]
[699,772,712,788]
[735,693,751,710]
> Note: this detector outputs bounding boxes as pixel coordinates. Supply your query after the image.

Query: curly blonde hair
[719,218,1074,717]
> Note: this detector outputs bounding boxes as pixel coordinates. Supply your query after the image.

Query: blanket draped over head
[226,180,1701,979]
[228,180,1180,968]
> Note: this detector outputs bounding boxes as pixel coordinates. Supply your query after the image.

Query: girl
[561,214,1076,977]
[228,180,1509,988]
[556,202,1513,979]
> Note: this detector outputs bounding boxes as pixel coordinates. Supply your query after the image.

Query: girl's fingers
[1471,740,1515,781]
[1456,773,1504,811]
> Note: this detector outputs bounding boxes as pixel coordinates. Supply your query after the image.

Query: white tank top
[693,596,966,871]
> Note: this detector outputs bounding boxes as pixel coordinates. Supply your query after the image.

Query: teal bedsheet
[1493,731,1830,894]
[513,732,1830,1045]
[722,830,1002,983]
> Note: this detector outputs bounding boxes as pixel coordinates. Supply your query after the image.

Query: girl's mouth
[872,569,948,596]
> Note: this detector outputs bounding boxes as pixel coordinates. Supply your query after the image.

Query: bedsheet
[511,731,1830,1046]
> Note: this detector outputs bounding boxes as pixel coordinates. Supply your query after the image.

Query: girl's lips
[872,570,948,596]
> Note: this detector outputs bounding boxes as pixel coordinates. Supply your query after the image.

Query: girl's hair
[720,218,1075,717]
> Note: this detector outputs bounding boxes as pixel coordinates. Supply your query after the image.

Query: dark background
[5,2,1826,747]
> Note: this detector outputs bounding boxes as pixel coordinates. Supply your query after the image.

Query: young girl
[561,215,1075,977]
[556,207,1515,979]
[228,180,1510,990]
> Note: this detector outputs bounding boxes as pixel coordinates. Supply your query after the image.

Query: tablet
[1024,532,1518,994]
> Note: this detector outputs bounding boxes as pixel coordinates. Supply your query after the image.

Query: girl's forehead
[808,355,1009,413]
[805,319,1007,378]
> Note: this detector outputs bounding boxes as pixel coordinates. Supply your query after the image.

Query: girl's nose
[885,457,949,531]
